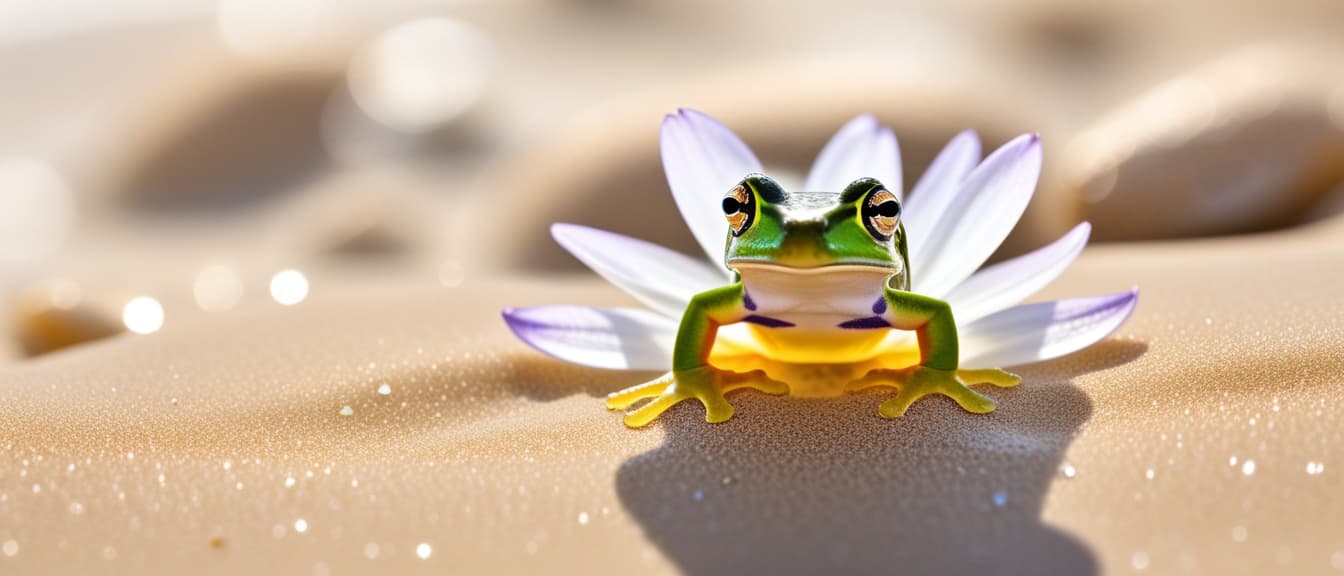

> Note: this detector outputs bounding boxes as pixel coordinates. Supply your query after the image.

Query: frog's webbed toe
[853,366,1019,418]
[606,368,789,427]
[605,378,672,411]
[957,368,1022,389]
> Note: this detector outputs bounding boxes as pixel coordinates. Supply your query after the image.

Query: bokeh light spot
[122,297,165,335]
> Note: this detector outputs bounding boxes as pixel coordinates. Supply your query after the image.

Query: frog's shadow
[613,340,1146,576]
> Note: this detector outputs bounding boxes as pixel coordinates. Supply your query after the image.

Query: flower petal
[904,129,981,269]
[661,109,763,264]
[946,222,1092,325]
[958,288,1139,368]
[552,223,724,317]
[502,305,676,370]
[802,114,901,195]
[911,134,1042,298]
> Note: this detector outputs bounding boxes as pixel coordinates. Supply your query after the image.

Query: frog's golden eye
[722,184,755,236]
[861,188,900,241]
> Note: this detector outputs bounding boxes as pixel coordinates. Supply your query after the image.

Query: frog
[606,173,1022,427]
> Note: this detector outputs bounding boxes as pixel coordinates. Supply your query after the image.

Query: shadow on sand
[615,340,1147,575]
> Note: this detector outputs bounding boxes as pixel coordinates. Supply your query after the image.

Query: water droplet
[284,476,296,488]
[1060,463,1077,478]
[294,518,308,533]
[577,512,589,525]
[69,501,84,515]
[692,489,704,502]
[992,490,1008,508]
[416,542,432,559]
[721,476,736,486]
[339,405,354,416]
[222,460,232,471]
[1229,456,1238,466]
[1307,461,1326,475]
[122,296,165,334]
[1145,468,1155,480]
[1132,550,1150,570]
[1232,525,1248,542]
[269,270,309,306]
[1242,460,1257,476]
[363,542,380,559]
[377,384,392,396]
[2,539,18,557]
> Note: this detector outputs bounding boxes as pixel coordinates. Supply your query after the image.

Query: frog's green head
[721,173,909,287]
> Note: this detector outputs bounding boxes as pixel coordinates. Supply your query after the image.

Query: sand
[2,218,1343,575]
[5,4,1344,574]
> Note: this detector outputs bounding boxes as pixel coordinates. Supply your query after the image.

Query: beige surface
[5,2,1344,574]
[2,219,1343,575]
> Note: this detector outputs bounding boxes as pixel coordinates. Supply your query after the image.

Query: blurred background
[3,0,1344,360]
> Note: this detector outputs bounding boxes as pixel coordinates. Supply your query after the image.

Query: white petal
[502,305,676,370]
[904,129,981,270]
[958,288,1139,368]
[552,223,723,317]
[911,134,1042,298]
[802,114,902,194]
[947,222,1092,325]
[660,109,763,264]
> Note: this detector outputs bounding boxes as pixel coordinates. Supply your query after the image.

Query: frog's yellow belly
[707,263,924,396]
[708,324,921,397]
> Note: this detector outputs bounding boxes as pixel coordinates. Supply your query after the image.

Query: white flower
[503,109,1137,372]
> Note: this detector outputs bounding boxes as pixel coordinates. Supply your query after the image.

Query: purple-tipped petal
[904,129,981,268]
[803,114,902,195]
[958,288,1139,368]
[552,223,726,317]
[502,306,676,370]
[947,222,1092,324]
[911,134,1043,298]
[661,109,763,263]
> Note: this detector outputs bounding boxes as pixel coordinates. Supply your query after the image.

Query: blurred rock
[1063,44,1344,240]
[11,283,122,357]
[103,50,349,211]
[281,171,425,261]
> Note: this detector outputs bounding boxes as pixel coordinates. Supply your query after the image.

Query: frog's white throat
[730,262,898,329]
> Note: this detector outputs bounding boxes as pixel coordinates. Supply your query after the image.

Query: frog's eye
[722,184,755,236]
[861,188,901,241]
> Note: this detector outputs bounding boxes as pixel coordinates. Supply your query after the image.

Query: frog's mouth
[727,258,902,275]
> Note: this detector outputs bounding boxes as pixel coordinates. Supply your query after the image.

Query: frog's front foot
[847,366,1021,418]
[605,367,787,428]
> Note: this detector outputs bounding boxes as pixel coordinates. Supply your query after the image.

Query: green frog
[607,174,1021,427]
